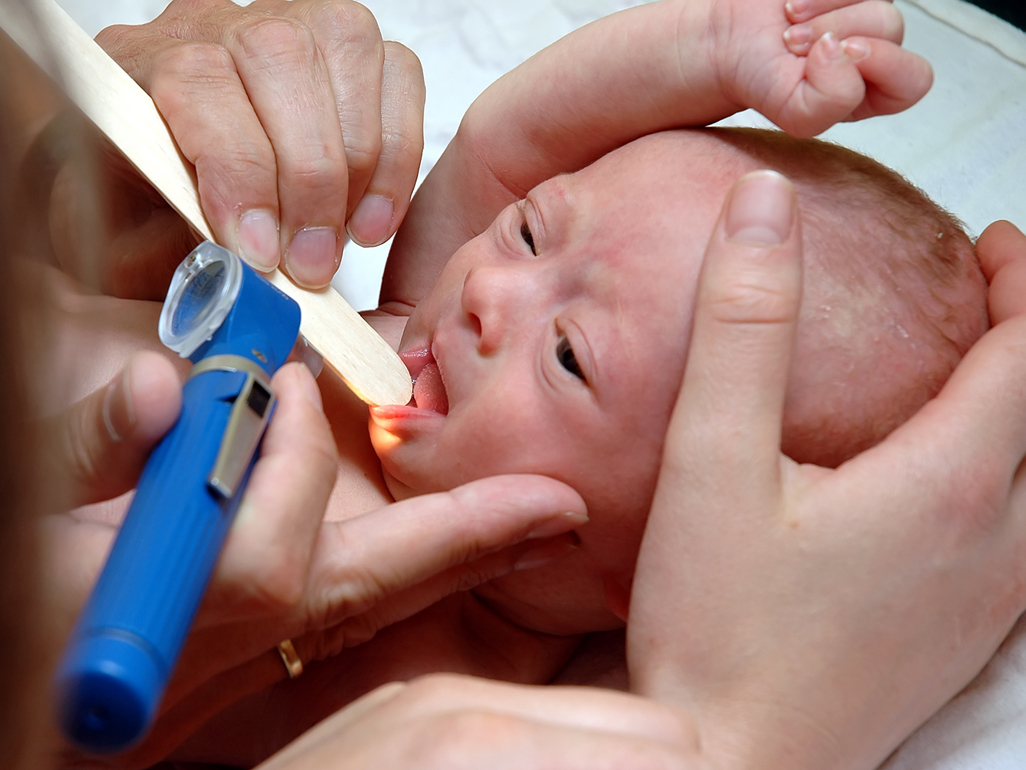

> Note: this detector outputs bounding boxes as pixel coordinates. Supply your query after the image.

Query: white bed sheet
[51,0,1026,767]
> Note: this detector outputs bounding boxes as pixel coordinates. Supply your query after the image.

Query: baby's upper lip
[399,345,434,380]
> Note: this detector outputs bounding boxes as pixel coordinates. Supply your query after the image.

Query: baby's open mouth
[401,347,449,415]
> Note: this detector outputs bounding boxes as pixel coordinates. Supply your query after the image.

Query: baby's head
[370,128,988,635]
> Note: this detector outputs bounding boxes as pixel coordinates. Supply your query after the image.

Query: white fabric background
[51,1,1026,767]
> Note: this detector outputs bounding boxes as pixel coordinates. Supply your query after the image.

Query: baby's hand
[716,0,932,136]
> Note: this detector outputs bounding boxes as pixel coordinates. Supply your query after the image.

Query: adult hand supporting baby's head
[627,175,1026,770]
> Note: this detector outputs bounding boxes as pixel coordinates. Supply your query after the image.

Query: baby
[168,125,987,765]
[366,126,988,637]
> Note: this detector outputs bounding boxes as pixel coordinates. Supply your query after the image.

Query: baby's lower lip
[369,403,445,439]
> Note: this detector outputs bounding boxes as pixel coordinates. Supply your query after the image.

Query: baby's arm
[381,0,930,310]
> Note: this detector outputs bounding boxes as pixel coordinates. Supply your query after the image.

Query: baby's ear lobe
[603,575,631,622]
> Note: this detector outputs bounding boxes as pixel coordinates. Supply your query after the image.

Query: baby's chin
[367,403,450,500]
[371,441,624,636]
[472,558,625,637]
[379,464,418,502]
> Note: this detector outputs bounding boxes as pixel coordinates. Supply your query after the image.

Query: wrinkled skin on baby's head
[370,129,989,636]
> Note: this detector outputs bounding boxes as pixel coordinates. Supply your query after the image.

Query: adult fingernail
[346,195,394,247]
[843,38,870,62]
[294,362,324,410]
[238,210,280,271]
[514,540,579,572]
[821,31,843,61]
[291,335,324,379]
[726,171,795,246]
[286,227,339,288]
[526,511,589,539]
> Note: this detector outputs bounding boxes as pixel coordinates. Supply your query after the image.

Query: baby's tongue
[413,362,448,415]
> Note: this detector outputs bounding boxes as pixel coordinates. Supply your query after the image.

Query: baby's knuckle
[883,5,905,41]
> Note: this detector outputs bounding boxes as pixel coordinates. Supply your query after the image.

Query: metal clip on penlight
[56,242,301,754]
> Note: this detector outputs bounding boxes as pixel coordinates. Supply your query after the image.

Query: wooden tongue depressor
[0,0,413,407]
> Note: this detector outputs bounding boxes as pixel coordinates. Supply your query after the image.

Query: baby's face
[371,132,753,633]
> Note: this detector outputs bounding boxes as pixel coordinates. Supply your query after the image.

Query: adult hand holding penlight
[56,242,302,752]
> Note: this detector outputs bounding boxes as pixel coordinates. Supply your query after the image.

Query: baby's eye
[556,335,585,381]
[519,217,537,255]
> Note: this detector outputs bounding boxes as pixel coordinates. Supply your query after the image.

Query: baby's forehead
[534,132,749,291]
[568,130,753,202]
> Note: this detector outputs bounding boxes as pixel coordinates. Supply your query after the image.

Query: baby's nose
[461,264,528,354]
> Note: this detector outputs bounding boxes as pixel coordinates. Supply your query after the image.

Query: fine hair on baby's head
[711,128,989,467]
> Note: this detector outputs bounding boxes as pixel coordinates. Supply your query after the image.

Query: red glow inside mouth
[413,362,448,415]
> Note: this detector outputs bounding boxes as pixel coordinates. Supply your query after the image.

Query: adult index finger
[298,475,587,630]
[211,362,339,620]
[661,171,802,516]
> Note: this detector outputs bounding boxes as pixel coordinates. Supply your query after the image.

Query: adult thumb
[661,170,803,512]
[44,350,182,509]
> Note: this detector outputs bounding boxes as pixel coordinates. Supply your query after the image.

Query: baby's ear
[603,575,631,622]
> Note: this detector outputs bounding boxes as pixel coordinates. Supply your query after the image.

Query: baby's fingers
[843,37,933,120]
[784,0,902,56]
[778,32,866,137]
[786,0,894,25]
